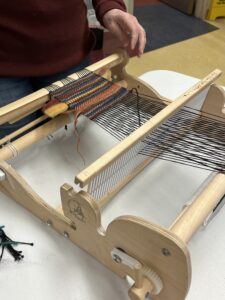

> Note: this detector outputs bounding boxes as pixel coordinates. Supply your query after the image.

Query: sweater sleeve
[92,0,127,25]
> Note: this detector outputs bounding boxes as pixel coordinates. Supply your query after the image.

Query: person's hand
[102,9,146,57]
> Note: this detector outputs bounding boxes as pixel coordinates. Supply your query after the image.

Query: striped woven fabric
[44,70,129,119]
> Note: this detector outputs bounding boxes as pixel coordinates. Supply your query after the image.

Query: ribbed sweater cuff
[95,1,127,25]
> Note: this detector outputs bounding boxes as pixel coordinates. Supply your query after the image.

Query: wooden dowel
[75,69,222,188]
[170,173,225,244]
[0,114,72,162]
[0,115,48,146]
[87,51,125,73]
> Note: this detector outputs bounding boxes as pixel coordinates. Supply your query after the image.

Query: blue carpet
[134,4,218,52]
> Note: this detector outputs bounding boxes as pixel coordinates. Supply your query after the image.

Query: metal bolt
[162,248,171,257]
[63,231,69,239]
[46,220,52,227]
[112,254,122,263]
[0,170,6,181]
[112,75,118,82]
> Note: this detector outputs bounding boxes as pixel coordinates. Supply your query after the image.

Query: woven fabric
[48,71,129,119]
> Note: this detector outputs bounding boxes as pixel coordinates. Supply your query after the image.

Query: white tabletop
[0,71,225,300]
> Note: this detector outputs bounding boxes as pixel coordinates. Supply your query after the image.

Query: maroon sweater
[0,1,126,76]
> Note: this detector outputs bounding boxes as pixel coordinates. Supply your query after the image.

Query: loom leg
[128,278,154,300]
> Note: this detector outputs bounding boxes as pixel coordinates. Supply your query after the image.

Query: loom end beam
[170,173,225,244]
[87,49,128,76]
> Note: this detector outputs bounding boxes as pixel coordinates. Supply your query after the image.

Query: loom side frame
[0,160,191,300]
[0,53,225,300]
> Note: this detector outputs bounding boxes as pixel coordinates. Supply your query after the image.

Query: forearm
[92,0,126,25]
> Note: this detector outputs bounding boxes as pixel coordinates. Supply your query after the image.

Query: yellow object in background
[208,0,225,20]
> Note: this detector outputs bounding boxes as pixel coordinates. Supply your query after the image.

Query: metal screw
[161,248,171,257]
[112,75,118,82]
[112,254,122,263]
[63,231,69,239]
[46,220,52,227]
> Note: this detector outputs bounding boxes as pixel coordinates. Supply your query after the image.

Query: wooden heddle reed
[0,50,225,300]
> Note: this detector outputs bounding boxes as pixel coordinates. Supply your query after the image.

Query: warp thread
[44,69,225,173]
[44,70,129,165]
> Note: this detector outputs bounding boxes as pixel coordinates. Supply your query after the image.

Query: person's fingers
[137,27,146,56]
[119,15,146,53]
[130,31,139,51]
[120,15,139,50]
[103,9,146,56]
[105,19,130,47]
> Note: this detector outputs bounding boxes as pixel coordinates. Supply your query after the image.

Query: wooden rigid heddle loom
[0,50,225,300]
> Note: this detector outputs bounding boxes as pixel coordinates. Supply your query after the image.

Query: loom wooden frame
[0,51,225,300]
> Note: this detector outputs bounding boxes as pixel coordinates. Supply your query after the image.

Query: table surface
[0,71,225,300]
